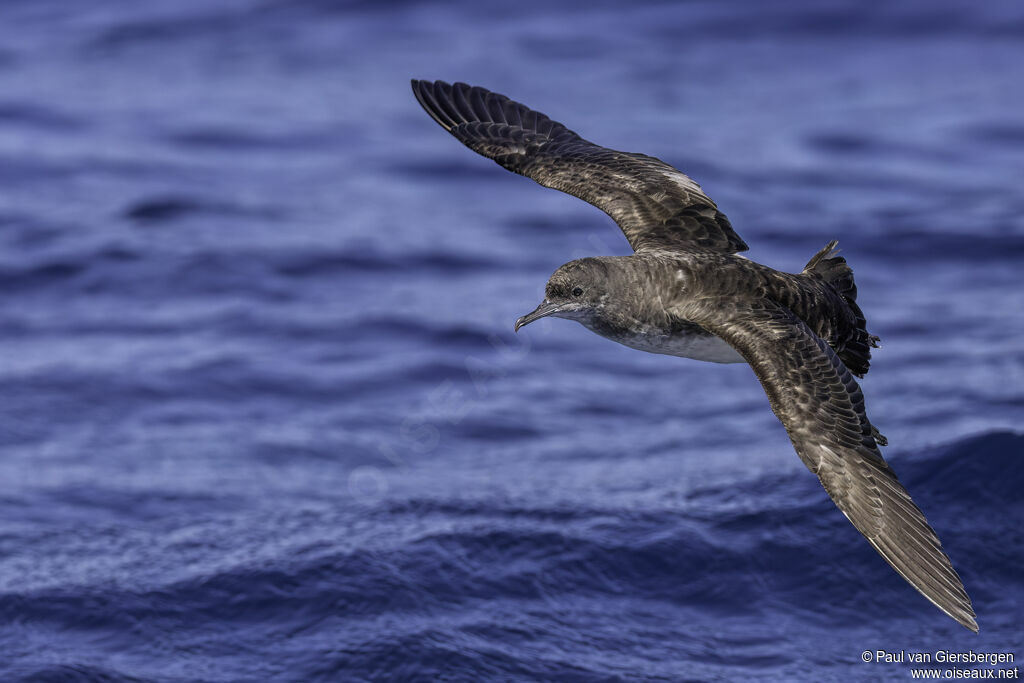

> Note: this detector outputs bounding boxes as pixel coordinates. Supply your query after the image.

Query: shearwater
[411,79,977,632]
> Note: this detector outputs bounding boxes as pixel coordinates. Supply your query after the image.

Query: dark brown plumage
[412,79,976,632]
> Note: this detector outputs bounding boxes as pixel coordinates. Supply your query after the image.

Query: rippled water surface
[1,0,1022,680]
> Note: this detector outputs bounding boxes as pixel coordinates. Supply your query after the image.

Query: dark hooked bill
[514,300,563,331]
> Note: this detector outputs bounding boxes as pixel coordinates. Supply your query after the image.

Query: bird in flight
[411,79,976,632]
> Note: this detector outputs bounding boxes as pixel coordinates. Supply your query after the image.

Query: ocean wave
[123,195,283,224]
[0,101,85,132]
[0,431,1018,680]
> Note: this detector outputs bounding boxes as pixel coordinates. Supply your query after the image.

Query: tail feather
[803,241,880,377]
[805,240,858,303]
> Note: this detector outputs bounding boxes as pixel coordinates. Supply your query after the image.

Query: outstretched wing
[692,299,977,631]
[411,79,747,255]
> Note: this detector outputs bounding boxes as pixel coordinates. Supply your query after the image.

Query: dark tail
[803,241,881,379]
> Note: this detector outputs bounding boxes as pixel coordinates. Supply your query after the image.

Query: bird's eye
[571,286,584,297]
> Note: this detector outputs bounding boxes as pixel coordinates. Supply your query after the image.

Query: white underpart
[615,330,745,364]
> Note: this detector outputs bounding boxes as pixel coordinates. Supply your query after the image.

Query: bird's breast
[584,317,745,364]
[616,329,745,363]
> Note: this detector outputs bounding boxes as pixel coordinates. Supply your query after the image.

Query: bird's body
[411,79,976,631]
[544,253,743,363]
[546,249,872,367]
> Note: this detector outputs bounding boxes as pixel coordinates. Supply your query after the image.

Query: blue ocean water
[0,0,1022,680]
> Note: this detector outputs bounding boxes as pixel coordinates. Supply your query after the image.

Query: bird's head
[514,258,610,331]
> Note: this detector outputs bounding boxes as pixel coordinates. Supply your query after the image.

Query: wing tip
[411,78,458,131]
[949,605,979,633]
[412,79,501,133]
[872,532,979,633]
[935,590,978,633]
[948,596,979,633]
